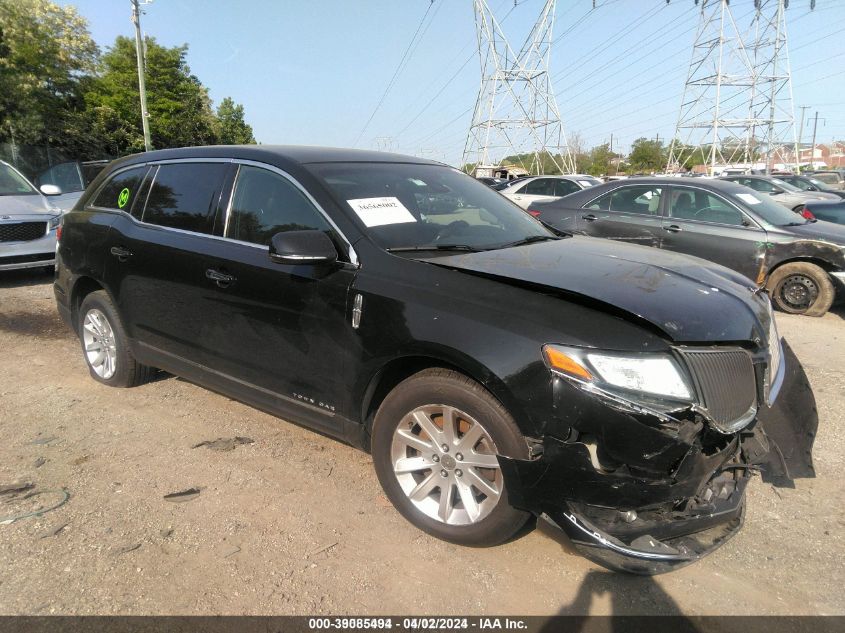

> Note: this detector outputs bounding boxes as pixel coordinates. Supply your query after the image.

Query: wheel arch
[765,256,838,283]
[69,276,116,329]
[359,351,532,448]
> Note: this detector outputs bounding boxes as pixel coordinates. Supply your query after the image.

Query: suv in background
[805,170,845,191]
[775,174,845,199]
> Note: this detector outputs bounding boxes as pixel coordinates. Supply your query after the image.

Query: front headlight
[543,344,693,402]
[48,214,62,231]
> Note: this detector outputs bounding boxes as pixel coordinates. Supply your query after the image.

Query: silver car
[500,174,603,209]
[0,161,63,271]
[720,174,840,212]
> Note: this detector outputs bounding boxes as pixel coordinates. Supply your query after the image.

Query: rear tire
[371,368,530,547]
[77,290,155,387]
[766,262,834,317]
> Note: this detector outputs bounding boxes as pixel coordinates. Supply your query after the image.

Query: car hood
[779,219,845,245]
[425,237,771,343]
[0,194,56,217]
[786,190,840,202]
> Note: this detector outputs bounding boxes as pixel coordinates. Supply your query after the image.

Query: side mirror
[40,184,62,196]
[269,230,338,265]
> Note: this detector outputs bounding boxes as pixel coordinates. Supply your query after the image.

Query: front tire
[371,368,530,546]
[766,262,834,317]
[78,290,155,387]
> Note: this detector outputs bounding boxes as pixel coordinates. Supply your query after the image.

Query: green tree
[628,137,667,173]
[216,97,256,145]
[585,143,620,176]
[0,0,97,147]
[83,36,220,153]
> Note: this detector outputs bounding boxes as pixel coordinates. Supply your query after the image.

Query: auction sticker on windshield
[737,193,762,205]
[347,197,416,227]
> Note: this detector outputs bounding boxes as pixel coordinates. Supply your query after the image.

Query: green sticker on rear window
[117,188,130,208]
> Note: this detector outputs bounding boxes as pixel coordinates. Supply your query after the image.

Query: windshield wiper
[496,235,562,249]
[386,244,482,253]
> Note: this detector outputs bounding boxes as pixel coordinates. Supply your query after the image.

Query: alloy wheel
[82,308,117,379]
[390,404,502,526]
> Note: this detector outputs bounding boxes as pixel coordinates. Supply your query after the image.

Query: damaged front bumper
[498,340,817,574]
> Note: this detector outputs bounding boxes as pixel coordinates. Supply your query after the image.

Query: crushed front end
[499,330,817,574]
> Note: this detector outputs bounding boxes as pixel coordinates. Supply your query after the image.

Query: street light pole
[131,0,152,152]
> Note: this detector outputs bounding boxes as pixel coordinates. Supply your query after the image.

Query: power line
[351,1,437,148]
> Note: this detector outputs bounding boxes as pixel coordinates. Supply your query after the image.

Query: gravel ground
[0,268,842,616]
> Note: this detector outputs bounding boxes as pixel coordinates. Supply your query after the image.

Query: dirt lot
[0,268,843,616]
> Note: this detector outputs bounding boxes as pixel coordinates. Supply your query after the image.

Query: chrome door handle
[663,224,682,233]
[110,246,132,261]
[205,268,236,287]
[582,214,598,222]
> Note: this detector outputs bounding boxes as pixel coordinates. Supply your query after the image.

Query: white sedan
[500,175,602,209]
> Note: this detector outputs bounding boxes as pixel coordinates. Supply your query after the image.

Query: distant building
[770,142,845,169]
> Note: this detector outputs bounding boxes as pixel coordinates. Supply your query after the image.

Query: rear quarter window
[90,166,150,213]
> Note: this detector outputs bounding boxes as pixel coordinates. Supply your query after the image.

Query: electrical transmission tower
[462,0,574,176]
[667,0,758,175]
[667,0,802,176]
[745,0,798,173]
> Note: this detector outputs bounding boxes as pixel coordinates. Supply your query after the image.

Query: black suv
[55,147,816,574]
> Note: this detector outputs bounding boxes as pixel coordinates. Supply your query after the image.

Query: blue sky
[59,0,844,166]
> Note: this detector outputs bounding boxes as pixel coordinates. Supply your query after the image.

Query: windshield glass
[807,177,829,188]
[307,163,554,251]
[731,190,807,226]
[0,163,38,196]
[770,178,801,192]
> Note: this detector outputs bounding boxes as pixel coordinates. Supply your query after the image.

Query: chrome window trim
[85,157,359,266]
[222,164,240,239]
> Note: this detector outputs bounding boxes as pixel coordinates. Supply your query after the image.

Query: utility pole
[809,111,825,170]
[131,0,152,152]
[797,104,810,169]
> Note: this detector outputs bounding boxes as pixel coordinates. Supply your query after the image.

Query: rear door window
[91,166,150,213]
[554,179,581,197]
[523,178,556,196]
[586,185,663,215]
[142,163,228,235]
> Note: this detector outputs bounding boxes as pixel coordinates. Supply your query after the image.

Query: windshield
[731,190,808,226]
[770,178,801,193]
[307,163,554,251]
[807,177,830,189]
[0,163,38,196]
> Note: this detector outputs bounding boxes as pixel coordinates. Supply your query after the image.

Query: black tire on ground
[77,290,156,387]
[371,368,530,547]
[766,262,835,317]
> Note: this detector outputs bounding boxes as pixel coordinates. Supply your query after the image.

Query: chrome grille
[0,222,47,242]
[680,349,757,433]
[768,317,781,382]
